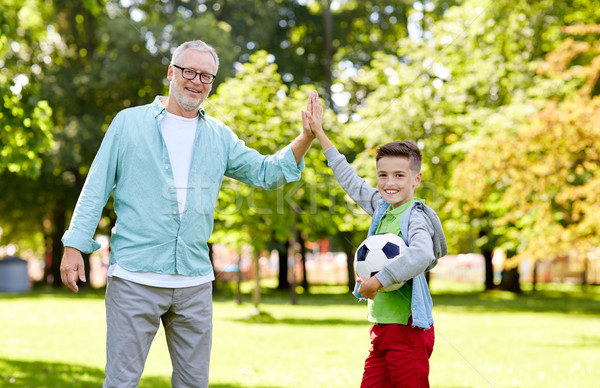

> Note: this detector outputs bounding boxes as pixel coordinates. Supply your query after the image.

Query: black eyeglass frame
[172,64,216,84]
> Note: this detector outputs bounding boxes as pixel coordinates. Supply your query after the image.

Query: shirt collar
[385,199,418,218]
[152,96,206,119]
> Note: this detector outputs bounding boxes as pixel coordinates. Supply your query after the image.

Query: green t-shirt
[367,200,415,324]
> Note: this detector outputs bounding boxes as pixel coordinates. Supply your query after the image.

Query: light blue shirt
[62,96,305,276]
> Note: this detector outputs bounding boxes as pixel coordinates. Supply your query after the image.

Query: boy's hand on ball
[357,276,382,300]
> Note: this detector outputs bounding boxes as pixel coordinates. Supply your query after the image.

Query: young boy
[302,91,447,387]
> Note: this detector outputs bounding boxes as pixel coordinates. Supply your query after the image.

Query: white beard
[170,79,204,112]
[176,94,201,112]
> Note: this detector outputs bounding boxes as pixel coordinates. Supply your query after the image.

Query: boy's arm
[375,211,436,287]
[305,93,381,215]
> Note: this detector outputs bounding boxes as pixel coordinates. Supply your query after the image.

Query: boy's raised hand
[303,90,333,151]
[308,90,323,131]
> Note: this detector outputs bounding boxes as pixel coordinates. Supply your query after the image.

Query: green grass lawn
[1,280,599,387]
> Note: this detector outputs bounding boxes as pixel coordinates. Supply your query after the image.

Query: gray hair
[171,40,219,72]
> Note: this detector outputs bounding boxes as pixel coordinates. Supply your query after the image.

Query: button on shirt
[62,96,305,277]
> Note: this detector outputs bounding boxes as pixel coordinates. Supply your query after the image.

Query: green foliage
[344,0,600,260]
[208,51,350,250]
[0,0,54,176]
[451,27,600,263]
[3,0,600,279]
[198,0,440,102]
[0,95,52,175]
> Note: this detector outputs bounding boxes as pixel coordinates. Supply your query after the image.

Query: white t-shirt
[108,112,214,288]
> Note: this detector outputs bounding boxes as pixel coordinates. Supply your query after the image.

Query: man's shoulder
[201,114,240,141]
[115,102,154,119]
[202,113,230,129]
[202,113,226,127]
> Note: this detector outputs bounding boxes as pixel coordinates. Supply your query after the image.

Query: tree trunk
[499,266,522,294]
[482,248,495,290]
[582,256,588,291]
[322,0,335,110]
[235,252,243,305]
[298,231,309,293]
[43,229,53,284]
[277,241,290,290]
[340,231,356,293]
[532,260,538,292]
[252,251,260,310]
[289,235,297,305]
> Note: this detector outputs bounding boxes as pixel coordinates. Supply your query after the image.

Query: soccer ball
[354,233,407,292]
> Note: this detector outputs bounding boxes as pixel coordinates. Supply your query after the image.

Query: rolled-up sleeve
[225,131,304,189]
[275,143,305,182]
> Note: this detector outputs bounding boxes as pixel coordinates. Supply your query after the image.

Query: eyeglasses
[172,64,216,84]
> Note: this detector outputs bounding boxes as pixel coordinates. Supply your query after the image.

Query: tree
[0,1,236,287]
[339,0,600,290]
[451,24,600,290]
[0,0,53,176]
[190,0,441,111]
[208,50,352,295]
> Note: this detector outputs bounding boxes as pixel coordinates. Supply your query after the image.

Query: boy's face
[376,156,422,209]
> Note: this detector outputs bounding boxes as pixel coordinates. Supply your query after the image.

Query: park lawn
[0,281,598,388]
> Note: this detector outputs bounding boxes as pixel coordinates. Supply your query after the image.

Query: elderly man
[60,40,316,387]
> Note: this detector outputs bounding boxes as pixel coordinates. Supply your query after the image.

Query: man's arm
[223,91,319,188]
[290,129,315,165]
[60,112,122,292]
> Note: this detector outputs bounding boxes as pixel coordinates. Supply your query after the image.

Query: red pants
[361,320,434,388]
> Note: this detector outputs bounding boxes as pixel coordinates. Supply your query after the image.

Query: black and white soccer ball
[354,233,407,292]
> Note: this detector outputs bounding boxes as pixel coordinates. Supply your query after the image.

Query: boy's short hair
[375,141,422,172]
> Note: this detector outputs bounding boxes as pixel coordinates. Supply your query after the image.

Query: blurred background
[2,0,600,295]
[2,1,600,387]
